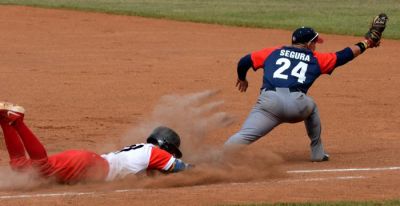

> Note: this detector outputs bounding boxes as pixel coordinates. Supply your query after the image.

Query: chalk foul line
[0,175,367,200]
[278,175,367,183]
[287,166,400,174]
[0,191,96,199]
[1,166,399,200]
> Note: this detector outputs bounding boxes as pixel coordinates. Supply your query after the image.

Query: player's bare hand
[236,79,248,92]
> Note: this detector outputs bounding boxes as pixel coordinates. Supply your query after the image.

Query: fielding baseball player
[0,102,191,184]
[225,14,388,161]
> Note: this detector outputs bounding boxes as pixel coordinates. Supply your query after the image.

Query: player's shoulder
[135,143,171,157]
[251,46,284,69]
[149,145,171,156]
[312,51,337,74]
[147,145,175,170]
[312,51,337,63]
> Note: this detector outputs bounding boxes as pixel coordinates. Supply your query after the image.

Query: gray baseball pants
[225,88,326,161]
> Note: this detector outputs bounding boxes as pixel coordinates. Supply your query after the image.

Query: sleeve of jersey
[250,47,277,70]
[148,147,176,171]
[314,52,338,74]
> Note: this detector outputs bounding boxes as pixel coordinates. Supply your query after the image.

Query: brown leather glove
[365,13,388,48]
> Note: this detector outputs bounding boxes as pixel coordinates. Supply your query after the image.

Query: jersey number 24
[273,58,308,83]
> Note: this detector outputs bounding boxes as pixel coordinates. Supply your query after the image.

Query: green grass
[225,199,400,206]
[0,0,399,39]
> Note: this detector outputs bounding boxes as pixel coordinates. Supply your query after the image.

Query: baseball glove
[365,13,389,48]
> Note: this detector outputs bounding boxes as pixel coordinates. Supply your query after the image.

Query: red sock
[12,119,48,160]
[0,122,26,160]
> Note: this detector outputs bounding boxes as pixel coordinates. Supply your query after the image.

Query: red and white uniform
[101,143,175,181]
[1,118,175,183]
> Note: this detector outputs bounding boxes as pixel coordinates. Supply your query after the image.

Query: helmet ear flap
[159,142,170,153]
[146,135,158,145]
[147,135,166,147]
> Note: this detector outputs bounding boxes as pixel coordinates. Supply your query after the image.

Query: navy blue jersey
[251,46,338,93]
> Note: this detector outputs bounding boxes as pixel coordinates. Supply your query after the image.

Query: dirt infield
[0,5,399,206]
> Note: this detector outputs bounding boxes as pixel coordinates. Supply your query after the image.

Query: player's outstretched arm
[329,13,388,70]
[167,159,194,173]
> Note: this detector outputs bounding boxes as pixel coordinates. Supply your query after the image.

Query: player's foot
[311,153,329,162]
[0,102,25,123]
[321,154,329,161]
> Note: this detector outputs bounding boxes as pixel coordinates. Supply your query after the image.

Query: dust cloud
[121,90,285,188]
[121,90,235,156]
[0,167,47,190]
[122,90,232,143]
[131,148,285,188]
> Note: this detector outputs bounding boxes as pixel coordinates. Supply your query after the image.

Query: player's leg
[0,102,48,162]
[304,105,329,161]
[0,120,31,171]
[13,118,108,183]
[284,91,315,123]
[225,91,282,145]
[12,119,48,161]
[281,92,328,161]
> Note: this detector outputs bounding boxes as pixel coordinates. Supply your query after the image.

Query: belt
[263,87,301,93]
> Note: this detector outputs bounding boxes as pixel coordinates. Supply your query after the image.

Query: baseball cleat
[321,154,330,161]
[0,102,25,123]
[311,154,329,162]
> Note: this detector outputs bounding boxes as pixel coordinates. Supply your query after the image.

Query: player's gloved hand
[365,13,388,48]
[236,79,248,92]
[185,163,195,169]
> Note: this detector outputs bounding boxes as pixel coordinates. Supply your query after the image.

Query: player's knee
[9,158,31,172]
[225,134,255,145]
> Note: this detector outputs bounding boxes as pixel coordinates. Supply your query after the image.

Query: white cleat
[0,102,25,123]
